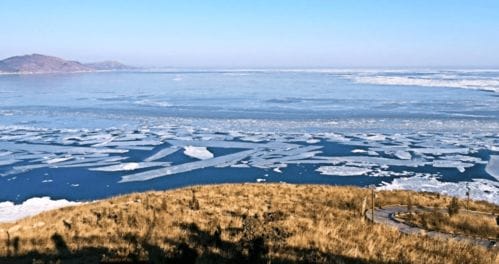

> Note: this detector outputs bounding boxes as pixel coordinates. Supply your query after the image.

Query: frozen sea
[0,69,498,216]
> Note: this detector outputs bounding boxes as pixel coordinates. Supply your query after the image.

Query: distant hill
[84,60,135,70]
[0,54,134,74]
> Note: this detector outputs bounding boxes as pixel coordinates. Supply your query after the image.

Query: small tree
[447,197,460,217]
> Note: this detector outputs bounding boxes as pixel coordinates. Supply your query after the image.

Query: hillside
[0,184,497,263]
[0,54,133,74]
[84,60,135,70]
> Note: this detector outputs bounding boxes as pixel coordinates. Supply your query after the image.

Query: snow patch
[0,197,80,223]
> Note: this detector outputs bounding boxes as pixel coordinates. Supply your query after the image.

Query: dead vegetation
[398,209,499,240]
[0,183,497,263]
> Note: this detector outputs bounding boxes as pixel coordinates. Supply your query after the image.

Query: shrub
[448,197,460,217]
[407,196,413,213]
[188,191,200,211]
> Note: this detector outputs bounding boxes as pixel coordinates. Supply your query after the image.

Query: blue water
[1,71,498,123]
[0,70,498,203]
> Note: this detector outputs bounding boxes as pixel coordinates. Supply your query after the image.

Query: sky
[1,0,499,68]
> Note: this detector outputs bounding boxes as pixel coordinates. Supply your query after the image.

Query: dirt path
[367,205,495,248]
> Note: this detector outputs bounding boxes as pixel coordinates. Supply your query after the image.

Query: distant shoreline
[0,69,136,75]
[0,54,135,75]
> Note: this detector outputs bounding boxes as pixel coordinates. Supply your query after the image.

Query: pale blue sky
[1,0,499,68]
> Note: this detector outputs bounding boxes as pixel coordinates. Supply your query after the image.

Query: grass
[0,183,497,263]
[397,209,499,240]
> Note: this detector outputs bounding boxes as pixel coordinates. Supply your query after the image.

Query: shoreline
[1,182,498,224]
[0,69,135,76]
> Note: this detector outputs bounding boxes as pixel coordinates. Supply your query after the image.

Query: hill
[0,184,497,263]
[0,54,133,74]
[84,60,135,70]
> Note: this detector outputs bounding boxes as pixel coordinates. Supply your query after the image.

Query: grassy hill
[0,184,497,263]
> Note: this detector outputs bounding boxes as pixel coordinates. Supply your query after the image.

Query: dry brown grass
[0,183,497,263]
[398,210,499,240]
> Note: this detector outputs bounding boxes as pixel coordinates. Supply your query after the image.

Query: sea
[0,69,498,215]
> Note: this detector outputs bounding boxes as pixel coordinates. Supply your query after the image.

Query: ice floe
[134,99,172,108]
[92,140,161,148]
[431,159,476,172]
[44,156,73,164]
[0,142,128,155]
[393,151,412,160]
[485,155,499,180]
[316,166,371,176]
[306,138,320,144]
[183,146,214,160]
[120,150,256,182]
[327,156,427,167]
[379,176,499,205]
[0,151,12,157]
[0,125,498,205]
[144,147,179,162]
[362,134,387,141]
[0,159,20,166]
[167,139,294,150]
[350,74,499,93]
[411,147,469,156]
[90,162,169,172]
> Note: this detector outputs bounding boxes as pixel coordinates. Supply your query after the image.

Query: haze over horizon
[2,0,499,68]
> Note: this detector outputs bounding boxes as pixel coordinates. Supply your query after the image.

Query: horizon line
[2,53,499,71]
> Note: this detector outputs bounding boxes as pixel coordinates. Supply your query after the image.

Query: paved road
[367,205,495,248]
